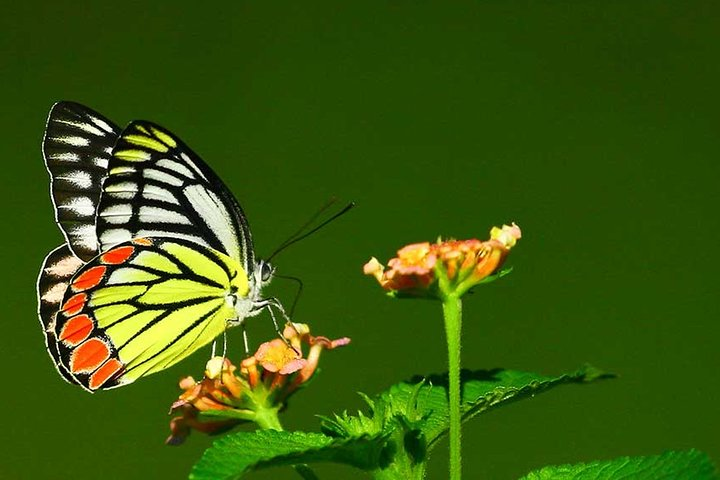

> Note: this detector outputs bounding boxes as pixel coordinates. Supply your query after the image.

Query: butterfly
[37,102,277,392]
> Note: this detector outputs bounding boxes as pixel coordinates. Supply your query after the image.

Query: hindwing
[51,237,249,391]
[37,245,85,385]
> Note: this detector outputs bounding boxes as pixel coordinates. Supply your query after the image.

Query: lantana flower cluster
[364,223,521,299]
[166,323,350,445]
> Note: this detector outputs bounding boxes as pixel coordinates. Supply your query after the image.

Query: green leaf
[519,449,718,480]
[385,364,614,449]
[477,265,513,284]
[321,365,613,478]
[190,430,387,480]
[191,366,612,479]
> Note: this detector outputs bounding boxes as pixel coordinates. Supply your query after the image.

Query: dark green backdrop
[1,2,717,479]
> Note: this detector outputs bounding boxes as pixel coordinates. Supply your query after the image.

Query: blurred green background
[1,1,718,479]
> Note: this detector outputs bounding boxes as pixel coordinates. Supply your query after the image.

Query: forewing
[42,102,121,261]
[37,245,85,384]
[52,237,246,391]
[96,121,254,272]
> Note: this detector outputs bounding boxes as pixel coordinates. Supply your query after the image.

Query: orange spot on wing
[88,358,124,390]
[70,338,111,374]
[72,266,107,291]
[132,237,153,246]
[59,314,94,346]
[100,246,135,265]
[62,293,87,317]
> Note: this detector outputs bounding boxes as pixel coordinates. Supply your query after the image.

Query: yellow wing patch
[131,250,182,274]
[120,299,230,380]
[161,242,229,286]
[88,285,148,307]
[150,126,177,148]
[114,149,152,162]
[123,134,169,153]
[104,309,163,347]
[139,278,224,304]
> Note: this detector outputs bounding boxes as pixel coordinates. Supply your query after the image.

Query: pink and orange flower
[364,223,521,298]
[166,323,350,445]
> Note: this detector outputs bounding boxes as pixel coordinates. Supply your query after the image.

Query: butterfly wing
[37,245,85,385]
[42,102,121,261]
[96,121,254,273]
[40,105,265,391]
[51,237,248,391]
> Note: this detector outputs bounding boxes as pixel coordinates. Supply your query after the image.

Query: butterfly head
[225,262,272,324]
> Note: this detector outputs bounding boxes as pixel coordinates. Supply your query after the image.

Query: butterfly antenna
[274,197,339,252]
[274,274,304,319]
[267,200,355,261]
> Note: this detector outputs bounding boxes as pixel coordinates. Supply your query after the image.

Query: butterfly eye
[260,261,275,283]
[227,294,238,307]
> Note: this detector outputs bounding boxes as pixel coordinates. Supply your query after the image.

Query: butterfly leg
[241,325,250,357]
[221,329,228,359]
[263,299,301,355]
[266,297,292,325]
[211,329,228,358]
[269,298,303,339]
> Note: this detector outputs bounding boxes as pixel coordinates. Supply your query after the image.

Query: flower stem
[442,293,463,480]
[253,405,283,431]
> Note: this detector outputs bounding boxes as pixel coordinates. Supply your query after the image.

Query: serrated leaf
[381,364,614,448]
[317,365,613,478]
[519,449,718,480]
[190,430,387,480]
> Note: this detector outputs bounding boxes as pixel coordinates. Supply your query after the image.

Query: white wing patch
[55,136,91,147]
[157,159,195,178]
[183,184,240,260]
[102,203,133,217]
[56,119,106,137]
[88,115,116,134]
[143,168,184,187]
[139,206,193,225]
[41,282,69,304]
[180,151,208,181]
[48,152,81,162]
[57,170,93,189]
[44,253,84,277]
[69,225,98,249]
[59,197,95,216]
[100,228,132,248]
[142,184,180,204]
[101,204,133,224]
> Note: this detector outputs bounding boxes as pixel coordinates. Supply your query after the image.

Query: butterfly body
[37,102,269,391]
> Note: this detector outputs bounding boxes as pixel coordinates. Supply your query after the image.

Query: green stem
[253,405,283,431]
[442,294,463,480]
